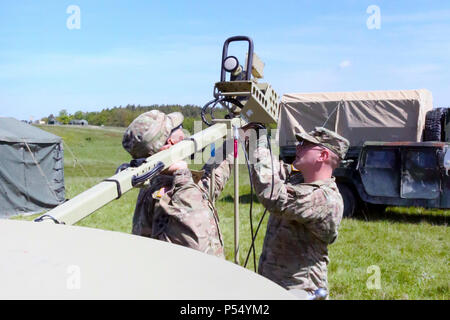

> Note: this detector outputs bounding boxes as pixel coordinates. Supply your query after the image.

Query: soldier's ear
[168,129,185,145]
[318,149,330,162]
[166,136,175,145]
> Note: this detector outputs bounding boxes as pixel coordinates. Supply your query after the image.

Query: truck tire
[423,108,445,141]
[337,183,357,218]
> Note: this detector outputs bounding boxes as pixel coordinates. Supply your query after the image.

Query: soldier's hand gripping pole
[34,122,233,226]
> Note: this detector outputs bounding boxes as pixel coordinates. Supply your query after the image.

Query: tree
[74,111,84,120]
[57,109,70,124]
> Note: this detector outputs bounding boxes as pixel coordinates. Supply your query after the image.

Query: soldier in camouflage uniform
[243,126,349,297]
[122,110,233,258]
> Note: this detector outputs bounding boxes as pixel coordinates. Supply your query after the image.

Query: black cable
[241,138,256,272]
[201,96,245,126]
[242,126,275,271]
[131,161,165,187]
[243,134,274,270]
[34,214,65,224]
[201,98,219,126]
[210,98,222,122]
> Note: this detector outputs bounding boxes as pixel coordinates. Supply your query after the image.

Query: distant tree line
[43,104,228,134]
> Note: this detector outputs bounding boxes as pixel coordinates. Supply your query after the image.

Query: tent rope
[62,140,95,182]
[322,99,343,129]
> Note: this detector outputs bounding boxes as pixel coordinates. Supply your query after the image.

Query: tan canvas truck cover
[278,89,433,148]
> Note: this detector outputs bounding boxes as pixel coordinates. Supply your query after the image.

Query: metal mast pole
[233,125,240,264]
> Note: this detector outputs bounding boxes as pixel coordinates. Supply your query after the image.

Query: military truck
[278,89,450,217]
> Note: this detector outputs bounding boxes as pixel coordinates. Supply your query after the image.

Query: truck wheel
[337,183,357,218]
[423,108,445,141]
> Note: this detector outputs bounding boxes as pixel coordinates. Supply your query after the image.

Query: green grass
[15,124,450,299]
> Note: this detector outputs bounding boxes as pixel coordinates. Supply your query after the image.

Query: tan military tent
[278,89,433,147]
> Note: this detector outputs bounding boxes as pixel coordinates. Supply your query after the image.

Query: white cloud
[339,60,351,68]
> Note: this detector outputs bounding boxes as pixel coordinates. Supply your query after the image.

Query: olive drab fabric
[131,141,234,258]
[122,110,184,159]
[247,133,345,294]
[296,127,350,159]
[0,117,65,217]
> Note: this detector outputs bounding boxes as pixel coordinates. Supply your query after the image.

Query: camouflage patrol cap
[295,127,350,159]
[122,110,184,158]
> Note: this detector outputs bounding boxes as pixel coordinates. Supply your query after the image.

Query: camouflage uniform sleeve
[172,167,222,205]
[249,135,339,243]
[170,168,213,210]
[247,134,291,209]
[200,139,234,200]
[172,168,198,194]
[131,187,154,237]
[165,168,225,257]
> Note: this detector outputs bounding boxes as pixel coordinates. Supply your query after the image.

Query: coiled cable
[201,96,244,126]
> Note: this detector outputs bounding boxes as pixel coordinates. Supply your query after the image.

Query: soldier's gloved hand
[166,160,188,175]
[240,122,268,150]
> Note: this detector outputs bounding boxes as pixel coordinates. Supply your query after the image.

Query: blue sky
[1,0,450,121]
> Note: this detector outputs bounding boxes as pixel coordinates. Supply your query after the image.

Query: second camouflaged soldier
[243,125,349,297]
[122,110,233,258]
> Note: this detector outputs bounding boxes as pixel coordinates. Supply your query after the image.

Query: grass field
[16,124,449,299]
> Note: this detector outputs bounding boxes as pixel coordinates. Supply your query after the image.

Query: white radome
[0,220,299,300]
